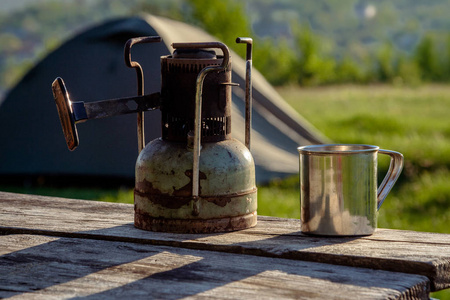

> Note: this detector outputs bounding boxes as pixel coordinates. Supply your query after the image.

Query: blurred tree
[414,35,439,81]
[2,0,450,89]
[253,38,297,86]
[187,0,251,58]
[375,42,395,82]
[292,24,336,86]
[445,34,450,82]
[394,56,421,86]
[186,0,301,86]
[335,56,364,84]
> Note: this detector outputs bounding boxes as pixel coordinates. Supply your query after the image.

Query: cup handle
[377,149,404,210]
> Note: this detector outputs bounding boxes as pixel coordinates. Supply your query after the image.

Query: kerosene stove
[51,36,256,233]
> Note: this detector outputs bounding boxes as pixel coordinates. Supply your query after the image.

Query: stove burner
[160,48,232,142]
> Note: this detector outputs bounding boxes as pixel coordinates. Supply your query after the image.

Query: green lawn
[273,84,450,235]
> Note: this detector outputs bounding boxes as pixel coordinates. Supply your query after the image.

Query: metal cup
[297,144,404,236]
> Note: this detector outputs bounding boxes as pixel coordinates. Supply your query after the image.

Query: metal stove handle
[52,77,79,151]
[124,36,162,153]
[171,42,230,199]
[51,77,161,151]
[236,37,253,150]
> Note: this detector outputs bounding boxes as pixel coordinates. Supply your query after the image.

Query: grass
[279,84,450,170]
[276,84,450,234]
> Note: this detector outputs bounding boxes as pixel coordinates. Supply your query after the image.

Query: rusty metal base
[134,211,257,233]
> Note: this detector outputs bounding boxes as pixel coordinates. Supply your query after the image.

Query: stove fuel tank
[134,42,257,233]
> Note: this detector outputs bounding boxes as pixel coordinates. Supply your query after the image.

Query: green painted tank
[134,138,257,233]
[133,40,257,233]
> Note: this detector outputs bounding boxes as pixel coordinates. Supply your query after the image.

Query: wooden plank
[0,191,449,291]
[0,234,429,299]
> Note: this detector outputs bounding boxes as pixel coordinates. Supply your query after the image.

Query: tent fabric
[0,15,327,184]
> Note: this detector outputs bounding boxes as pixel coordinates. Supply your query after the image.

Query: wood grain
[0,234,429,299]
[1,191,448,291]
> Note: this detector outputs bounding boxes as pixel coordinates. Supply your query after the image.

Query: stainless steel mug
[297,144,404,236]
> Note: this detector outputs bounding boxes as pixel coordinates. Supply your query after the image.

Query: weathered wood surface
[1,191,449,292]
[0,234,430,299]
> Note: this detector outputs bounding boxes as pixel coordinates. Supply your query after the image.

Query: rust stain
[135,179,256,210]
[204,188,257,207]
[135,179,160,195]
[134,210,257,233]
[184,169,207,180]
[206,196,231,207]
[171,183,191,197]
[170,169,206,197]
[135,189,191,209]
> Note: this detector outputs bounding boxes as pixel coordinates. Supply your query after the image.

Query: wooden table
[1,191,449,299]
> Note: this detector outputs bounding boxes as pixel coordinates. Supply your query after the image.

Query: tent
[0,15,327,184]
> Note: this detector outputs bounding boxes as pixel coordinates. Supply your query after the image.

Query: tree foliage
[185,0,450,87]
[186,0,251,58]
[1,0,450,91]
